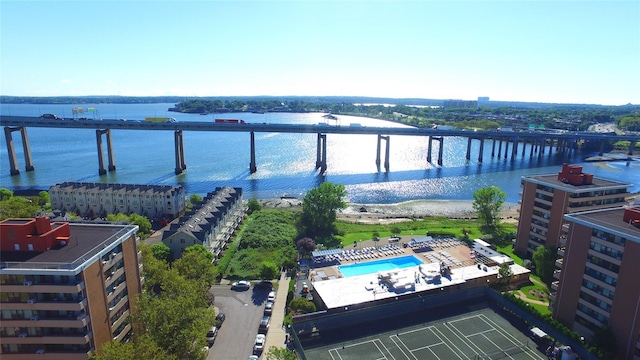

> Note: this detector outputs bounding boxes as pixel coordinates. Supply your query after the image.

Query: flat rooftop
[523,173,632,193]
[565,207,640,243]
[311,240,528,310]
[1,223,137,271]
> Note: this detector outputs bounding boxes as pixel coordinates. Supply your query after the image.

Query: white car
[253,334,266,353]
[267,291,276,302]
[231,280,251,290]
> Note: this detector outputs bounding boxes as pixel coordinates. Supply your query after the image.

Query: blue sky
[1,1,639,105]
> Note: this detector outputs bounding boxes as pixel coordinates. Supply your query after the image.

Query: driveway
[207,284,272,360]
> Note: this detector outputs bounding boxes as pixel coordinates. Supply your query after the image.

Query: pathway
[262,270,291,355]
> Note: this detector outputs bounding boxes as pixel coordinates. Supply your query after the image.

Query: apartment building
[515,164,632,256]
[0,217,142,359]
[49,182,186,221]
[553,206,640,360]
[162,187,244,260]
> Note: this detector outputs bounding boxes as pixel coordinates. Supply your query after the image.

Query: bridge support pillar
[428,136,444,166]
[249,131,257,173]
[96,129,116,175]
[598,140,605,156]
[521,140,526,158]
[503,140,509,159]
[491,139,496,157]
[316,133,327,173]
[174,130,186,175]
[477,138,484,163]
[376,135,390,172]
[437,137,444,166]
[3,126,34,175]
[497,140,503,158]
[629,141,636,156]
[511,137,518,159]
[466,137,472,161]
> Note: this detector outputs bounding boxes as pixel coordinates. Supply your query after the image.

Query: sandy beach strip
[259,198,521,223]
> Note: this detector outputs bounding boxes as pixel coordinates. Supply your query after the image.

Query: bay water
[1,103,638,203]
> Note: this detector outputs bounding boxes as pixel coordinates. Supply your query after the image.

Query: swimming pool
[339,256,423,277]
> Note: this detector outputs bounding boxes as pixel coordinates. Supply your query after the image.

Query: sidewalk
[262,270,291,356]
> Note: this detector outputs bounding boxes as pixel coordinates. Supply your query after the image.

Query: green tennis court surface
[303,306,547,360]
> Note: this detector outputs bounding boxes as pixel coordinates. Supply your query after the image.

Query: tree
[532,245,557,284]
[190,194,202,205]
[259,261,279,280]
[90,334,176,360]
[0,196,39,220]
[173,245,217,287]
[472,186,506,228]
[0,188,13,201]
[38,191,50,206]
[265,346,297,360]
[247,198,262,214]
[296,237,316,258]
[498,262,513,286]
[150,243,173,263]
[129,213,152,234]
[298,182,347,240]
[289,297,316,314]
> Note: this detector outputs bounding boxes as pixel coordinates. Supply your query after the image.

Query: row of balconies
[1,313,89,329]
[1,298,87,312]
[1,281,85,294]
[0,331,93,346]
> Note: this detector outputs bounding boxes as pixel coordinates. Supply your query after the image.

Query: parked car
[206,326,218,346]
[248,356,259,360]
[264,301,274,315]
[258,316,270,333]
[253,334,266,354]
[215,313,226,327]
[231,280,251,290]
[267,291,276,302]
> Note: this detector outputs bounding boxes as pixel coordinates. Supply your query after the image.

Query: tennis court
[302,306,547,360]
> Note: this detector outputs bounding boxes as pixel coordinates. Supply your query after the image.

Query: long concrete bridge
[1,115,638,176]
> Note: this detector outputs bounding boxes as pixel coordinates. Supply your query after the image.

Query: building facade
[553,206,640,360]
[162,187,244,260]
[515,164,631,256]
[0,218,142,359]
[49,182,186,221]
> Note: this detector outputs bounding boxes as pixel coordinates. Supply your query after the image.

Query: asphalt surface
[207,284,272,360]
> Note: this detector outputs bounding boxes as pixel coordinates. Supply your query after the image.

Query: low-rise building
[49,182,186,221]
[161,187,244,259]
[0,217,142,359]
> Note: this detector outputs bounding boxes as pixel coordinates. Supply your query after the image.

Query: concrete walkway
[262,270,291,356]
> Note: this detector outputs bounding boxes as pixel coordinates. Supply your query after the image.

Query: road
[207,284,272,360]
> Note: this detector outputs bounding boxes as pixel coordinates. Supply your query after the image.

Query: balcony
[0,351,91,360]
[112,323,132,342]
[2,313,89,328]
[3,332,92,345]
[1,298,87,312]
[1,281,85,294]
[555,258,563,269]
[553,270,561,280]
[549,292,556,303]
[557,247,565,257]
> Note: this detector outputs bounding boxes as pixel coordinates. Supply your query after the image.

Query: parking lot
[207,284,273,360]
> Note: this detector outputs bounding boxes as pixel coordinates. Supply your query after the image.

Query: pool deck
[309,237,526,310]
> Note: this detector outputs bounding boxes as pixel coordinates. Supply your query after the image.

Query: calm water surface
[1,103,638,203]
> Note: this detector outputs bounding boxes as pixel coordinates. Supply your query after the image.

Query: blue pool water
[339,256,423,277]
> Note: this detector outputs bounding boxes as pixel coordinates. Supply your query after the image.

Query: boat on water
[322,114,338,120]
